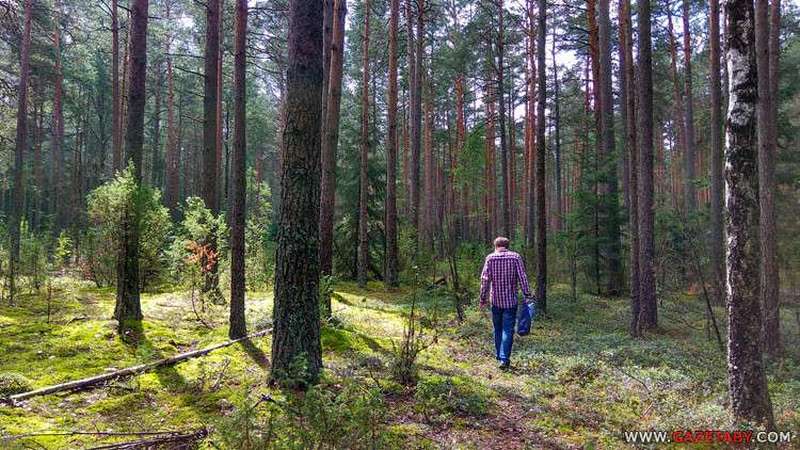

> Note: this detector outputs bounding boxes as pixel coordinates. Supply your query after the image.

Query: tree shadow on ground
[239,338,270,369]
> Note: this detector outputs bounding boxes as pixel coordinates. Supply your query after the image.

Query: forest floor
[1,277,799,449]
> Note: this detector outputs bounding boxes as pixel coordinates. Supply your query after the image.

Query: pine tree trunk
[762,0,782,357]
[116,0,149,333]
[598,0,623,295]
[271,0,323,387]
[681,0,697,212]
[709,0,725,306]
[385,0,400,288]
[484,79,497,240]
[8,0,32,304]
[637,0,657,329]
[724,0,774,425]
[406,0,422,236]
[536,0,547,312]
[756,0,781,356]
[204,0,220,214]
[164,0,179,215]
[357,0,371,288]
[319,0,347,282]
[551,32,562,233]
[620,0,639,335]
[667,11,688,212]
[112,0,122,173]
[228,0,248,339]
[496,0,510,238]
[53,1,66,231]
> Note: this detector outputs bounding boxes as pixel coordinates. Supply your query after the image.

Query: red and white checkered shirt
[479,248,532,309]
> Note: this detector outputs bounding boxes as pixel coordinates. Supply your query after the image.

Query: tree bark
[8,0,32,304]
[116,0,149,333]
[357,0,371,288]
[756,0,781,356]
[551,30,562,232]
[620,0,639,335]
[496,0,510,238]
[319,0,347,284]
[228,0,248,339]
[598,0,623,295]
[762,0,782,357]
[667,10,688,212]
[723,0,774,426]
[637,0,657,329]
[709,0,725,307]
[164,0,179,215]
[112,0,122,173]
[203,0,220,214]
[536,0,547,313]
[385,0,400,288]
[53,1,66,231]
[271,0,323,387]
[682,0,697,212]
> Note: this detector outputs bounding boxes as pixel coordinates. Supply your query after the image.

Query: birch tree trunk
[724,0,774,426]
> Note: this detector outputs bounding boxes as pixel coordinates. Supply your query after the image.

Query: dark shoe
[499,360,510,370]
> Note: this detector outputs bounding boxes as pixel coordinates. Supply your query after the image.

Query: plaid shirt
[479,248,532,309]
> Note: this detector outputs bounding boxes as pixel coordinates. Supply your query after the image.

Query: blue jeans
[492,306,516,363]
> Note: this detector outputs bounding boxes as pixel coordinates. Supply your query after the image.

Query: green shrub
[84,167,171,289]
[0,372,32,396]
[213,379,388,449]
[414,375,490,421]
[244,168,274,290]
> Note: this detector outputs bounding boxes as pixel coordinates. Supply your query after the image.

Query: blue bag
[516,298,536,336]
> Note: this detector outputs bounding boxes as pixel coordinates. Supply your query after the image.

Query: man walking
[479,237,533,369]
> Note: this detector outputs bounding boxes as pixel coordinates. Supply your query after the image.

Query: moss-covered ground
[1,278,798,449]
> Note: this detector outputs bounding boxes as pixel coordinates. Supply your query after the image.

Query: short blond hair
[493,236,510,248]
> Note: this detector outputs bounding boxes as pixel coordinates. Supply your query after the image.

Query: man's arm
[479,257,491,307]
[515,255,533,300]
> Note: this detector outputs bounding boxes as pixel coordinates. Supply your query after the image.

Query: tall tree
[8,0,32,304]
[682,0,697,212]
[271,0,323,386]
[228,0,248,339]
[620,0,639,335]
[723,0,774,426]
[762,0,782,356]
[709,0,724,306]
[496,0,510,238]
[164,0,179,214]
[53,0,66,230]
[755,0,780,356]
[637,0,657,330]
[319,0,347,315]
[116,0,149,333]
[203,0,220,213]
[112,0,122,173]
[385,0,400,287]
[535,0,547,313]
[407,0,423,237]
[357,0,371,288]
[597,0,623,294]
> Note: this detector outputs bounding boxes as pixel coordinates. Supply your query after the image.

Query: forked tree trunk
[228,0,248,339]
[116,0,149,333]
[319,0,347,284]
[723,0,774,426]
[271,0,323,387]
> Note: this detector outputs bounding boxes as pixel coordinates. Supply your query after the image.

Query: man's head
[493,236,510,250]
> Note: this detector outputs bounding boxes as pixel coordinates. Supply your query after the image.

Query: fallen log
[87,428,209,449]
[2,328,271,406]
